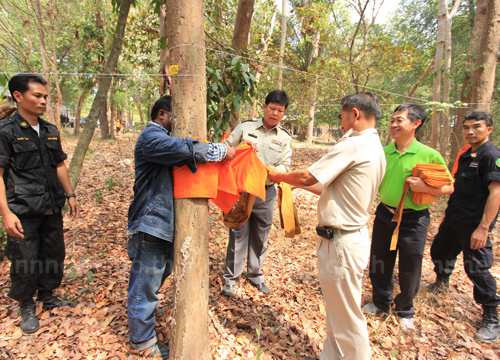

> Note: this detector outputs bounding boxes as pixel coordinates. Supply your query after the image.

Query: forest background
[0,0,499,359]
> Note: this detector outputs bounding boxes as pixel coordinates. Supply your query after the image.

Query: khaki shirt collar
[256,117,278,133]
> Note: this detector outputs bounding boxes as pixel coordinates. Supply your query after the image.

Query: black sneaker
[250,282,270,295]
[37,294,71,310]
[131,339,170,359]
[20,301,39,334]
[222,284,235,297]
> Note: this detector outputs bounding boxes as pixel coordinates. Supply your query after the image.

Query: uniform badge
[471,153,477,158]
[496,159,500,168]
[20,122,27,127]
[470,162,479,168]
[272,140,282,146]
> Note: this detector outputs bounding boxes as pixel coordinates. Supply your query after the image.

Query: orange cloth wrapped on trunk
[173,143,267,213]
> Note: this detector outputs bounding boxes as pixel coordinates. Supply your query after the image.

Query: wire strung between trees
[3,42,491,108]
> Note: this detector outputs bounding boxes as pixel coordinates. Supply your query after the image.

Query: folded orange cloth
[410,163,454,205]
[277,182,301,238]
[390,163,453,250]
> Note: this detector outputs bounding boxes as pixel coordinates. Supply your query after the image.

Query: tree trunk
[306,75,318,144]
[134,94,145,124]
[467,0,500,110]
[430,0,446,149]
[47,0,62,133]
[100,98,109,139]
[34,0,57,126]
[450,0,498,168]
[229,0,255,129]
[249,9,276,119]
[109,86,115,140]
[167,0,209,358]
[277,0,286,90]
[232,0,255,53]
[159,1,171,95]
[67,0,132,189]
[405,62,434,102]
[74,90,87,136]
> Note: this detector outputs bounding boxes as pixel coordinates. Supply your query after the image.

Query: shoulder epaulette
[242,118,258,123]
[0,117,16,128]
[278,125,292,137]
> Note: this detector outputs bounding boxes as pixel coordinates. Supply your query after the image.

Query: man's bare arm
[471,181,500,250]
[0,167,23,237]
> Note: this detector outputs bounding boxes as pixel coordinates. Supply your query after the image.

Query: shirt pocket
[45,140,62,166]
[12,140,40,170]
[267,142,283,164]
[459,170,481,195]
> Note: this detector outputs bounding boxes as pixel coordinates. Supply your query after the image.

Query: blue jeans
[127,232,174,344]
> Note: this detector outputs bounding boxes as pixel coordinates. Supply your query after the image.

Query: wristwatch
[65,193,76,199]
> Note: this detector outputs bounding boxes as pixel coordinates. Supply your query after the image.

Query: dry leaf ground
[0,131,499,359]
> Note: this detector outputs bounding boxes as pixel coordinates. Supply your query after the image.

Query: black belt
[382,203,419,215]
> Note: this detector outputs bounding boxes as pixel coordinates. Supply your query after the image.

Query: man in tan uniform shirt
[268,92,386,360]
[222,90,292,297]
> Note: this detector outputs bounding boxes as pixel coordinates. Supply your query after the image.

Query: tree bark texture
[34,0,57,127]
[100,98,109,139]
[450,0,499,168]
[67,0,132,189]
[277,0,286,90]
[306,75,318,144]
[47,0,62,134]
[74,90,87,136]
[166,0,209,358]
[159,1,171,95]
[232,0,255,52]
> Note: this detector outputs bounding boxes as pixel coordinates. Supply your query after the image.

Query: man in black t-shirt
[427,110,500,343]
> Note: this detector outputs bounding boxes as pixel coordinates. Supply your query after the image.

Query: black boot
[426,276,450,293]
[36,291,71,310]
[475,306,500,343]
[20,300,39,334]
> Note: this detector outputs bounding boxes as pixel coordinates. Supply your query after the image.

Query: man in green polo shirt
[363,103,454,331]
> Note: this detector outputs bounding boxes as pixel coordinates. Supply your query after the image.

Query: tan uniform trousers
[317,226,370,360]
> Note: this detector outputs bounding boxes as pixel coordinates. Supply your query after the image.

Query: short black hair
[151,95,172,120]
[341,92,382,121]
[463,110,493,127]
[265,90,290,109]
[393,103,427,133]
[9,74,47,99]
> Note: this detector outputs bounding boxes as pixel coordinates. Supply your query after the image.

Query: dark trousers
[369,203,430,318]
[6,212,65,303]
[430,220,500,307]
[224,185,276,285]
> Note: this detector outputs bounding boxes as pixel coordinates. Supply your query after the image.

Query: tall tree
[34,0,58,127]
[166,0,210,358]
[277,0,287,90]
[450,0,500,165]
[232,0,255,52]
[429,0,461,151]
[68,0,132,188]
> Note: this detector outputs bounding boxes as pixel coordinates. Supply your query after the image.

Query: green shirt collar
[387,139,422,155]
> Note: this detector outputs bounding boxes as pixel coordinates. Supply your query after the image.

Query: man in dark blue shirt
[427,110,500,343]
[127,95,234,358]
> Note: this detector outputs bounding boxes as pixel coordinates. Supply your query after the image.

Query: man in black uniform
[427,110,500,343]
[0,74,79,334]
